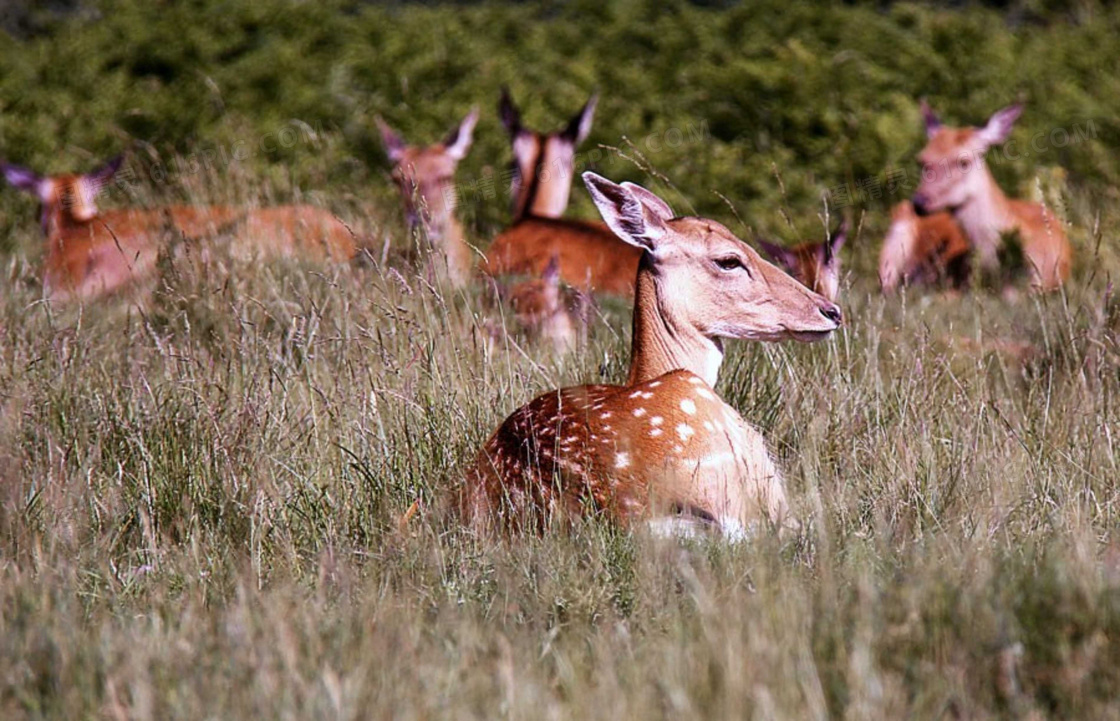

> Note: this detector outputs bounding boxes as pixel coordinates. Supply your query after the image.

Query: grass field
[3,1,1120,718]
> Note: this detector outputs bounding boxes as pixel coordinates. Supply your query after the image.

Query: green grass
[3,1,1120,718]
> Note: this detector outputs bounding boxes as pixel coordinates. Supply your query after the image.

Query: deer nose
[911,193,930,215]
[819,302,842,326]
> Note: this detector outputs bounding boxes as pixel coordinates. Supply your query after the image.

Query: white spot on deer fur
[614,452,631,469]
[673,444,684,454]
[696,388,715,401]
[688,376,704,385]
[677,424,695,441]
[629,390,643,399]
[703,420,715,432]
[679,399,696,415]
[600,411,612,419]
[649,381,662,388]
[602,425,612,432]
[649,428,663,438]
[650,416,664,426]
[633,408,647,418]
[640,392,654,400]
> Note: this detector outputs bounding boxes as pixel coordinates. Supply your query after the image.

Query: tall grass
[3,1,1120,718]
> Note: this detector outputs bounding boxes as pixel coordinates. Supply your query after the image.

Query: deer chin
[787,328,836,343]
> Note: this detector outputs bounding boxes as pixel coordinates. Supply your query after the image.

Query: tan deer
[506,254,589,353]
[755,220,848,302]
[460,173,842,538]
[376,109,478,288]
[2,156,356,300]
[912,101,1070,291]
[481,89,642,297]
[879,200,971,293]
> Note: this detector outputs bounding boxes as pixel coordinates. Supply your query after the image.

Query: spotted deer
[2,156,356,300]
[481,89,642,297]
[460,173,842,538]
[879,200,971,293]
[377,109,478,288]
[756,221,848,302]
[912,101,1070,291]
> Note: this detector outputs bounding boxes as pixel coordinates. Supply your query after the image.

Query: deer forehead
[919,128,980,163]
[664,218,760,259]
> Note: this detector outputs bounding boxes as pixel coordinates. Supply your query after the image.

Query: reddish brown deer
[376,109,478,288]
[2,156,355,300]
[460,173,842,538]
[756,221,848,302]
[912,101,1070,291]
[878,200,971,293]
[506,254,589,353]
[481,89,642,297]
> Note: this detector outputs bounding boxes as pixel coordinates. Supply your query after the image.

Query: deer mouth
[788,328,836,343]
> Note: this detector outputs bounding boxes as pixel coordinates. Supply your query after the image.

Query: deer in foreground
[480,89,642,297]
[912,101,1070,291]
[879,200,971,293]
[460,173,842,538]
[377,109,478,288]
[756,221,848,302]
[2,156,356,300]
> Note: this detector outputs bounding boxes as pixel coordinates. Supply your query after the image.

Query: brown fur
[482,217,642,297]
[879,201,971,292]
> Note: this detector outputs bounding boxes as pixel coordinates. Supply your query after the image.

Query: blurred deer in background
[481,89,642,297]
[878,200,971,293]
[2,156,355,300]
[377,108,478,288]
[912,101,1070,291]
[506,254,589,353]
[460,173,842,539]
[756,220,848,302]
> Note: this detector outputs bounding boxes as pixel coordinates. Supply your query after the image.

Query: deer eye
[714,255,747,273]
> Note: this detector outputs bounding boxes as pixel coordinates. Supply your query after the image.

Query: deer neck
[627,256,724,387]
[953,163,1017,263]
[424,198,471,284]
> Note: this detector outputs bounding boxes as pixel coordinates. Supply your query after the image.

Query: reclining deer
[2,155,356,300]
[911,101,1070,291]
[460,173,842,538]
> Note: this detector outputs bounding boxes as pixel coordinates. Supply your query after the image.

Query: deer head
[755,220,848,302]
[912,100,1023,215]
[377,109,478,237]
[500,87,598,221]
[2,155,124,235]
[583,173,842,386]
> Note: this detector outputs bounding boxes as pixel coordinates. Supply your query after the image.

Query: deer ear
[825,220,848,262]
[444,107,479,161]
[86,154,124,188]
[920,99,941,138]
[1,162,48,200]
[976,103,1023,147]
[756,237,797,271]
[562,92,598,145]
[583,172,666,253]
[499,87,521,135]
[620,181,674,222]
[376,117,407,163]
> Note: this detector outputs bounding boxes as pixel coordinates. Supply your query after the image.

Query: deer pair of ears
[1,154,124,201]
[583,172,674,254]
[756,220,848,269]
[921,99,1024,147]
[376,108,479,164]
[499,87,598,146]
